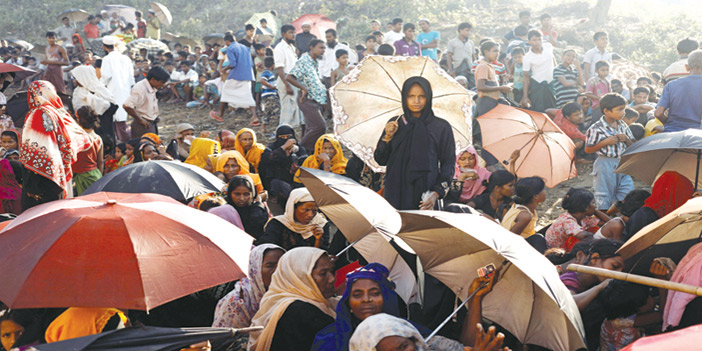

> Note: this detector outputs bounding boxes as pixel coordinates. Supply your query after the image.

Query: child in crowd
[506,25,529,56]
[545,188,609,250]
[73,106,104,196]
[585,93,635,210]
[583,31,612,81]
[585,60,612,119]
[611,79,630,101]
[186,75,208,108]
[260,57,280,133]
[576,93,593,125]
[253,44,267,111]
[330,49,350,85]
[169,60,198,102]
[552,48,583,107]
[547,102,587,158]
[475,41,511,117]
[599,281,659,350]
[629,87,656,120]
[510,47,525,102]
[622,107,640,126]
[0,130,19,157]
[501,176,546,238]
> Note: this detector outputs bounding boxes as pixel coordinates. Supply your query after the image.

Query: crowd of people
[1,5,702,351]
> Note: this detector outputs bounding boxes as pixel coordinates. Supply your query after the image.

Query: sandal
[209,111,224,122]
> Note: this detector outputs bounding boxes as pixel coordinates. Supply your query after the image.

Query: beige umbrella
[330,55,474,173]
[298,168,419,303]
[150,2,173,26]
[396,211,585,351]
[618,197,702,273]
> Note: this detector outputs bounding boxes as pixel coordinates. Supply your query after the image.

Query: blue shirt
[417,31,440,60]
[261,70,277,98]
[226,42,254,81]
[658,75,702,132]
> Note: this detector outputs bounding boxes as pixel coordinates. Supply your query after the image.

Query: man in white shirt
[124,66,169,138]
[521,30,557,112]
[583,31,612,80]
[100,36,135,143]
[168,60,198,102]
[383,18,404,45]
[99,10,111,36]
[54,17,75,47]
[274,24,302,127]
[318,29,357,87]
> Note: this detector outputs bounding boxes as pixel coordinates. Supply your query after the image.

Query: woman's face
[142,145,158,160]
[534,189,547,204]
[125,144,134,157]
[230,185,253,207]
[311,254,336,298]
[405,84,427,117]
[584,199,596,216]
[590,254,625,282]
[223,158,241,180]
[261,249,284,290]
[239,132,254,151]
[322,141,336,159]
[1,319,24,351]
[498,180,515,198]
[115,148,124,160]
[1,135,17,151]
[376,336,417,351]
[348,279,384,321]
[457,152,476,169]
[294,201,319,225]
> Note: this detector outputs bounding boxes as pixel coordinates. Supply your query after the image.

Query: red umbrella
[0,192,253,311]
[620,324,702,350]
[0,62,37,80]
[291,14,337,40]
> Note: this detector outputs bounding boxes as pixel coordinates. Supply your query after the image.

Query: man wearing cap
[100,36,134,142]
[146,9,160,40]
[295,22,316,57]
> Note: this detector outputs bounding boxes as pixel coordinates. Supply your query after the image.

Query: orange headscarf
[45,307,127,343]
[235,128,266,173]
[216,150,264,193]
[141,133,161,145]
[295,134,347,183]
[644,171,694,218]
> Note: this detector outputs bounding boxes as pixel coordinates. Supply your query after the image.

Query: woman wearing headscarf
[248,247,337,351]
[312,263,494,351]
[445,146,491,205]
[260,125,308,203]
[20,81,91,209]
[213,244,285,350]
[625,171,694,241]
[215,150,264,194]
[374,76,455,210]
[44,307,128,343]
[185,138,221,168]
[294,134,348,184]
[235,128,266,173]
[223,175,269,239]
[71,65,118,152]
[258,187,329,250]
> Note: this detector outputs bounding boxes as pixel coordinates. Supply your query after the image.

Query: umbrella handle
[425,281,487,343]
[566,264,702,296]
[231,326,264,334]
[334,228,385,258]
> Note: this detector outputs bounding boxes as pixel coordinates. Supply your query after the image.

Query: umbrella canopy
[58,9,90,23]
[126,38,170,57]
[331,55,473,172]
[477,104,577,188]
[6,39,34,51]
[34,326,255,351]
[618,197,702,273]
[104,5,136,26]
[396,211,585,351]
[203,33,225,45]
[292,14,336,41]
[0,192,253,311]
[297,168,418,303]
[0,62,37,80]
[162,32,199,48]
[619,324,702,351]
[245,11,281,40]
[616,129,702,189]
[150,2,173,26]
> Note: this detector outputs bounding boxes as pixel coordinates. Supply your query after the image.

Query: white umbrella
[151,2,173,26]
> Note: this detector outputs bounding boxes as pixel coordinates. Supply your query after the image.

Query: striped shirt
[586,117,634,158]
[551,64,579,108]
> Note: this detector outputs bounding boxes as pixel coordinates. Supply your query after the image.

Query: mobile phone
[477,263,496,278]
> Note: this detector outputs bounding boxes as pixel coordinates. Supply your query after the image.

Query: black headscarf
[226,174,269,239]
[269,124,297,150]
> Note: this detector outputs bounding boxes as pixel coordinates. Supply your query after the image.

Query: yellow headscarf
[235,128,267,173]
[215,150,264,193]
[141,133,161,145]
[295,134,348,183]
[248,247,338,351]
[45,307,128,343]
[184,138,220,168]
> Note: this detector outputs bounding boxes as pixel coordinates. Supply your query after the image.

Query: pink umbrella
[0,63,37,80]
[292,14,336,40]
[477,104,577,188]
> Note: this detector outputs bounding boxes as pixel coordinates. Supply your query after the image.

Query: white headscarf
[349,313,428,351]
[71,65,115,103]
[271,187,327,239]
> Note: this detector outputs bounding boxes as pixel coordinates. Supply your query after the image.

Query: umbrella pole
[696,150,701,191]
[425,281,487,342]
[567,264,702,296]
[334,229,379,258]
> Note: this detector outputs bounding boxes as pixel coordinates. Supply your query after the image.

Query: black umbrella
[33,326,261,351]
[83,160,225,203]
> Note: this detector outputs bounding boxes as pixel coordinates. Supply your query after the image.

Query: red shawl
[20,81,91,198]
[0,159,21,214]
[644,171,694,218]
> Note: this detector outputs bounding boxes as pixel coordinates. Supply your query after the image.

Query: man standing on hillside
[417,19,440,61]
[100,36,134,143]
[211,34,259,125]
[275,25,303,128]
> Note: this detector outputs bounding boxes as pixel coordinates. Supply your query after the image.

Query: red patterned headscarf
[20,81,91,197]
[644,171,694,218]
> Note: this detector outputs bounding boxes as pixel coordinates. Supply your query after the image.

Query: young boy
[629,87,656,119]
[583,31,612,80]
[663,37,699,84]
[186,75,208,108]
[330,49,350,85]
[622,107,640,125]
[253,43,266,112]
[393,23,421,57]
[611,79,630,101]
[585,93,635,210]
[548,102,587,154]
[260,57,280,133]
[168,60,198,102]
[511,47,525,102]
[585,60,612,119]
[552,48,583,107]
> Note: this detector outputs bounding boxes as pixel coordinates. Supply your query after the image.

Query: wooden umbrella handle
[566,264,702,296]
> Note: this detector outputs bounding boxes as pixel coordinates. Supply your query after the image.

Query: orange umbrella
[291,14,336,40]
[0,192,253,311]
[620,324,702,351]
[477,104,577,188]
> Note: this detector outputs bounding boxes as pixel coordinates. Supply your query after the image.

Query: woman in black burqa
[374,76,455,210]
